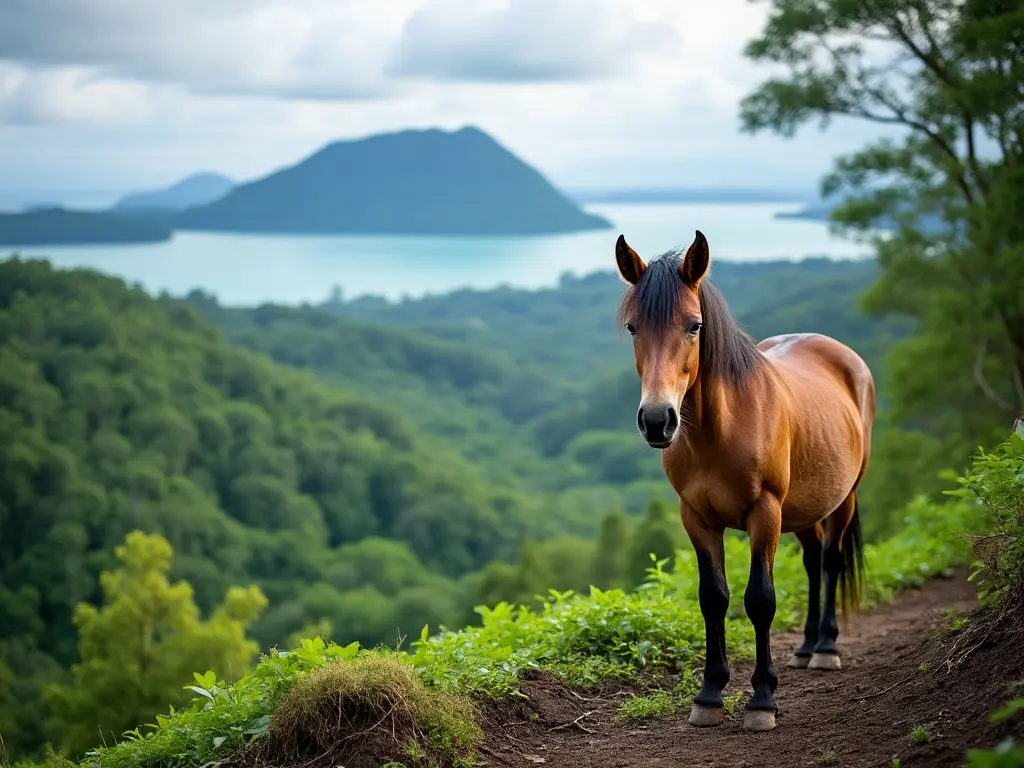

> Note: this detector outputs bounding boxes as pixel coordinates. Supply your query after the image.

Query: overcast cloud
[388,0,678,82]
[0,0,888,195]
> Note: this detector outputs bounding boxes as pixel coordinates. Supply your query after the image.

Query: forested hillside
[0,258,552,757]
[189,257,924,532]
[0,250,986,761]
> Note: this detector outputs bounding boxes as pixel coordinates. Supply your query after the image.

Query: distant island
[775,204,835,223]
[776,203,945,234]
[115,172,235,213]
[175,126,611,236]
[0,208,172,247]
[570,187,816,205]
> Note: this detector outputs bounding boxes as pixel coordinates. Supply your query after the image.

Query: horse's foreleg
[810,493,857,670]
[788,523,823,669]
[681,504,730,728]
[743,493,782,732]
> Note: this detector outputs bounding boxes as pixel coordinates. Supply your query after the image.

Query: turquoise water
[5,203,870,305]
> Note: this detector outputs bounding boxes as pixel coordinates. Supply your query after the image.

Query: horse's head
[615,230,711,449]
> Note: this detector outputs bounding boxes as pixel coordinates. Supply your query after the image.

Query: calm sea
[4,203,870,305]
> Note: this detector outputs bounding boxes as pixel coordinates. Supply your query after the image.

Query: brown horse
[615,230,875,732]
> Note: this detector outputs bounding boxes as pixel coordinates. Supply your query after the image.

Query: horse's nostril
[665,406,679,437]
[636,407,646,436]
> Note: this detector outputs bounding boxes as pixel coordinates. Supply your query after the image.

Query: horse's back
[758,333,875,528]
[759,332,874,427]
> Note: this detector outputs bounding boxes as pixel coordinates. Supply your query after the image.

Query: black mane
[619,250,762,388]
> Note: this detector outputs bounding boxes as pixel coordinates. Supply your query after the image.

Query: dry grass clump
[252,654,480,768]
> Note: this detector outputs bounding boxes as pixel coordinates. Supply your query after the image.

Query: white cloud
[388,0,678,82]
[0,0,891,193]
[0,0,415,100]
[0,64,154,125]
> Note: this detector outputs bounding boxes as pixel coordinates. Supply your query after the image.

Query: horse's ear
[681,230,710,286]
[616,235,646,285]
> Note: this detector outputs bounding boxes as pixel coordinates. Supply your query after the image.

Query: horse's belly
[780,464,859,532]
[778,371,868,531]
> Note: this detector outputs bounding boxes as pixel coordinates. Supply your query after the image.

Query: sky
[0,0,887,198]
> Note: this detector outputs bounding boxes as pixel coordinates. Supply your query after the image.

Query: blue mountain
[116,172,235,212]
[174,127,611,236]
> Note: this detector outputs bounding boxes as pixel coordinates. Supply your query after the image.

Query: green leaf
[990,697,1024,723]
[186,685,215,701]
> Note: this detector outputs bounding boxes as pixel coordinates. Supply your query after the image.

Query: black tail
[839,497,866,621]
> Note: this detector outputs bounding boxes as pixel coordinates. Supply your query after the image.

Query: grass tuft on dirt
[617,690,678,722]
[249,654,480,768]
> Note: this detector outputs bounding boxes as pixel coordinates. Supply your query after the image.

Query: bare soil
[477,570,1024,768]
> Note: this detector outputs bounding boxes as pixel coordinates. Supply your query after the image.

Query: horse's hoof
[743,709,777,732]
[688,703,725,727]
[809,652,842,670]
[787,653,811,669]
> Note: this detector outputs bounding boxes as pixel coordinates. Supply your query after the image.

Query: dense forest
[0,258,551,756]
[0,250,973,760]
[190,257,928,529]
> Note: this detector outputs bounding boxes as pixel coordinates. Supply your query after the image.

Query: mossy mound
[241,655,480,768]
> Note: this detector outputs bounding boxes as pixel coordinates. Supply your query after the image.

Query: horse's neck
[683,377,732,447]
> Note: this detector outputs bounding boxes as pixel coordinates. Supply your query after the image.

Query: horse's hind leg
[809,492,858,671]
[788,523,823,669]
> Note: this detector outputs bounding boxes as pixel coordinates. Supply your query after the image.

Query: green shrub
[945,431,1024,606]
[944,431,1024,766]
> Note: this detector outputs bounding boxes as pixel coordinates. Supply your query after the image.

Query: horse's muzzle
[637,403,679,448]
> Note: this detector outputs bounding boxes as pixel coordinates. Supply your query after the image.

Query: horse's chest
[668,465,758,530]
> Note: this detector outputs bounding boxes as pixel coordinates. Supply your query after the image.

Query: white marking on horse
[763,333,822,358]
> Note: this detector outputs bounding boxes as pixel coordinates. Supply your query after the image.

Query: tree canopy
[46,532,266,759]
[741,0,1024,480]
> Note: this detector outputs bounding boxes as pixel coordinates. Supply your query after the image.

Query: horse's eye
[625,323,638,338]
[687,321,703,336]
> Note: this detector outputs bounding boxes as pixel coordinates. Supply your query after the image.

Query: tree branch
[886,6,990,195]
[886,8,959,89]
[809,31,977,204]
[974,336,1018,414]
[1012,362,1024,411]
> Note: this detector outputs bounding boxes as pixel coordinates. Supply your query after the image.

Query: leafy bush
[56,638,481,768]
[945,431,1024,606]
[951,430,1024,765]
[45,532,267,760]
[412,496,981,699]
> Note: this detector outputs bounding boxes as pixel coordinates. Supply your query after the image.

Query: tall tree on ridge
[740,0,1024,463]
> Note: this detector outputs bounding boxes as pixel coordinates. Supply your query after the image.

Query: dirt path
[479,571,1024,768]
